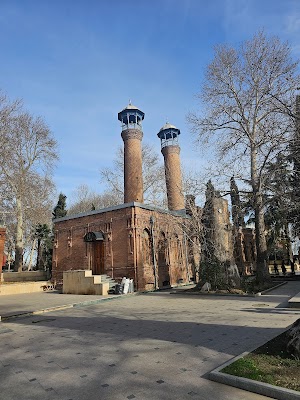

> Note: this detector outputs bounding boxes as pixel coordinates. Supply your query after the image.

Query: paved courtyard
[0,282,300,400]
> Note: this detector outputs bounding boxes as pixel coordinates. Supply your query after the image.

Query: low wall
[2,271,48,282]
[0,281,49,295]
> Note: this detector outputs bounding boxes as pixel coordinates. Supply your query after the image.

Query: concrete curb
[260,281,287,295]
[169,281,288,297]
[169,291,256,297]
[209,351,300,400]
[0,293,136,322]
[288,292,300,308]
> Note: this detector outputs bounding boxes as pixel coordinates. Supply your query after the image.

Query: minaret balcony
[121,121,143,131]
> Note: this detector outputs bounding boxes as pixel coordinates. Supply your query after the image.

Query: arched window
[142,229,151,265]
[158,232,167,267]
[173,234,179,261]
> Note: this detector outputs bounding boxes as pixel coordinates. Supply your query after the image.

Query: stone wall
[2,270,48,282]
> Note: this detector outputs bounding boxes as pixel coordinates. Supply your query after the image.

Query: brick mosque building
[52,104,198,291]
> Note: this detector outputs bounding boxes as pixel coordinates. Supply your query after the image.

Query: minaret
[157,123,185,211]
[118,103,144,203]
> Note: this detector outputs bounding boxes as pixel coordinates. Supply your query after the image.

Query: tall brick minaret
[118,103,144,203]
[157,123,185,211]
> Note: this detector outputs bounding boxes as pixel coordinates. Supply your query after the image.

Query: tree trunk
[14,196,24,272]
[28,238,37,271]
[36,238,44,270]
[36,238,41,269]
[251,143,269,284]
[254,192,269,283]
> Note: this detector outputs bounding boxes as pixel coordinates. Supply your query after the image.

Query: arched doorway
[84,231,105,275]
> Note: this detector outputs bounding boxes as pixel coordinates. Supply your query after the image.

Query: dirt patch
[185,280,281,295]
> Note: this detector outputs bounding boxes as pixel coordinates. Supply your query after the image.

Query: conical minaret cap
[118,102,145,122]
[157,122,180,139]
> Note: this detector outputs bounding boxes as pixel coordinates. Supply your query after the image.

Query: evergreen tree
[201,180,218,263]
[52,193,67,219]
[230,177,245,228]
[290,95,300,236]
[261,152,294,265]
[200,180,232,289]
[230,177,246,274]
[34,223,51,270]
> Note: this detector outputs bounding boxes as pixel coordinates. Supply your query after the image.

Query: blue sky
[0,0,300,204]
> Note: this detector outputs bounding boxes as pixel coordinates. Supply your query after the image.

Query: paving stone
[1,284,300,400]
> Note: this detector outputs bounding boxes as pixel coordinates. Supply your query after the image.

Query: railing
[161,137,179,148]
[121,122,142,131]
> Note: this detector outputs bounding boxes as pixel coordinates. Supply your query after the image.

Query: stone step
[99,274,118,289]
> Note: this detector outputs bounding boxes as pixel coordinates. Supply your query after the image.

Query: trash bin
[114,284,122,294]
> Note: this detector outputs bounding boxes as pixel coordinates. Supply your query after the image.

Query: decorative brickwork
[162,145,185,211]
[121,129,144,203]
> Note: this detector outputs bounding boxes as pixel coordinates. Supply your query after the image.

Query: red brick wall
[53,205,194,291]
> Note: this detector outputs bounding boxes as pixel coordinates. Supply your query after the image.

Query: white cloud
[285,14,300,33]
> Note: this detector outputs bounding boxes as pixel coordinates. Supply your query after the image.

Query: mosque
[52,103,199,292]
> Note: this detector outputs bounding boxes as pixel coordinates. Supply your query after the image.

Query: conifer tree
[230,177,245,229]
[290,95,300,236]
[34,223,51,270]
[52,193,67,219]
[230,177,246,274]
[201,180,218,263]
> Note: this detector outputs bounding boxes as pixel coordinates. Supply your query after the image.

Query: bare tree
[100,143,167,207]
[68,184,122,215]
[189,31,300,283]
[0,96,58,271]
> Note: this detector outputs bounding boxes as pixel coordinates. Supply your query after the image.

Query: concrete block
[0,281,49,295]
[63,270,109,295]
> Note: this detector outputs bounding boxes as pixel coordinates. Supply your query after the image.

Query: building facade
[52,203,193,291]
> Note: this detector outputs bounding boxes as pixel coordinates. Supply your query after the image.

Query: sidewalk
[0,291,122,320]
[1,281,300,322]
[1,282,300,400]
